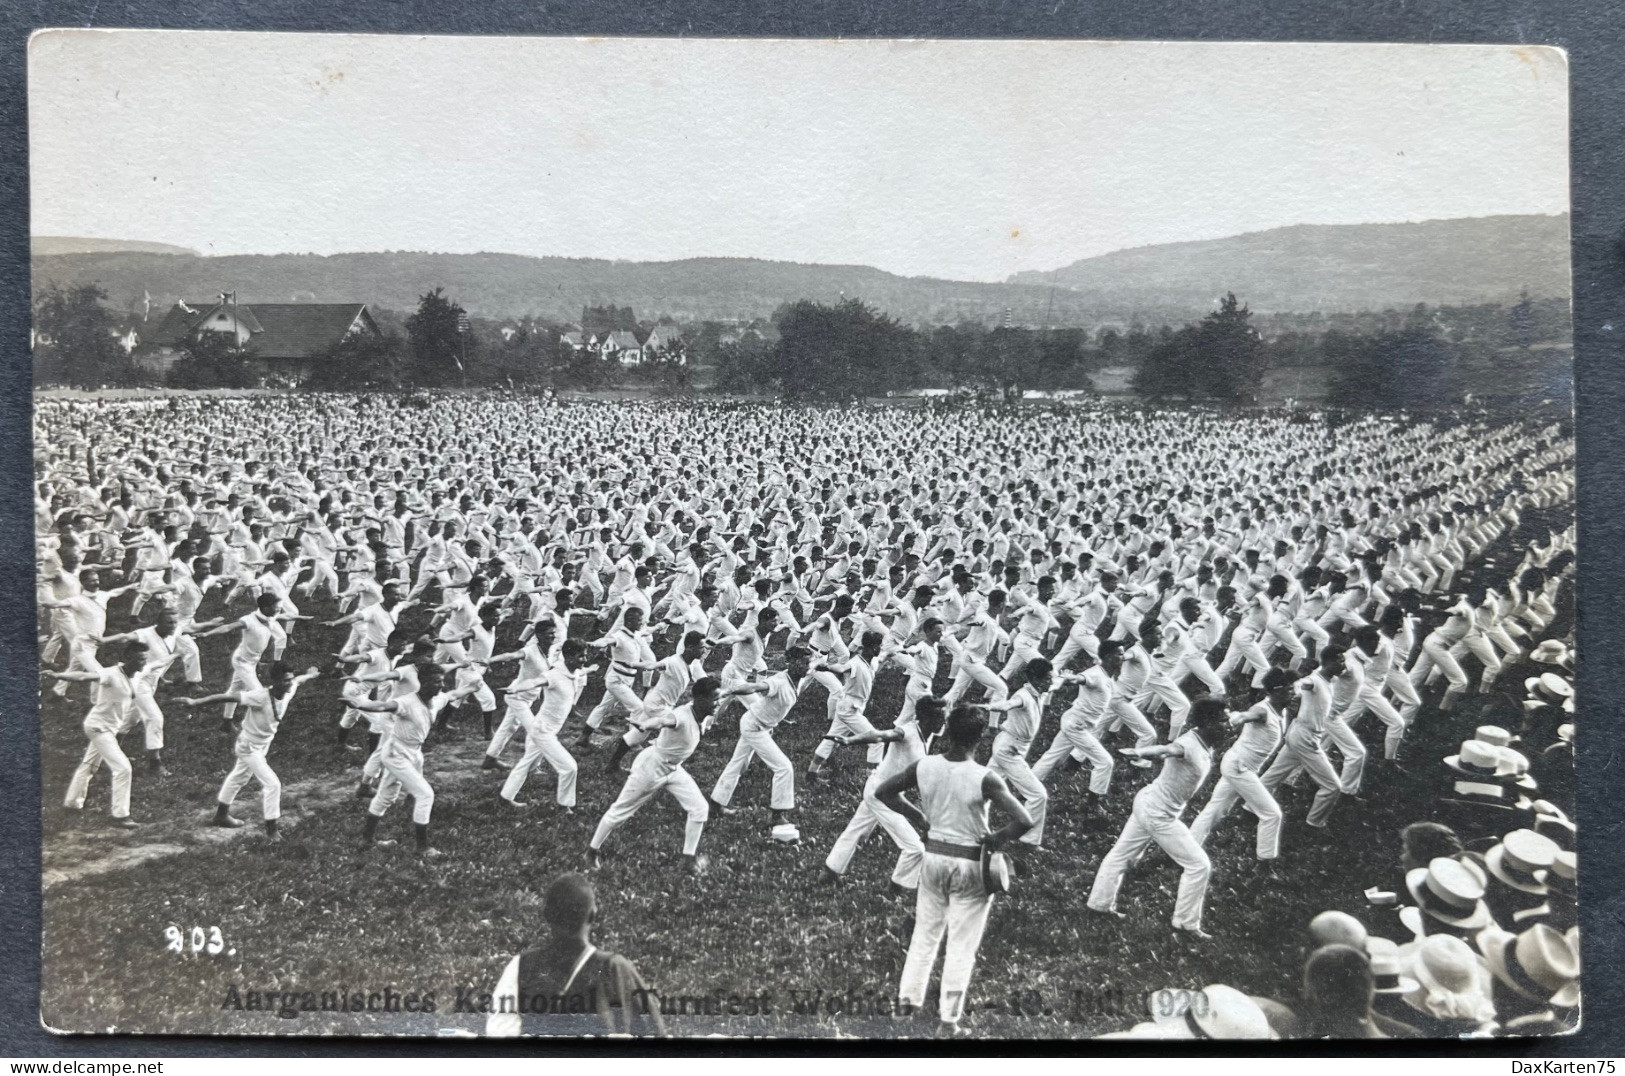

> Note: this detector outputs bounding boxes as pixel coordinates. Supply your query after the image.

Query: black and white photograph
[27,32,1581,1040]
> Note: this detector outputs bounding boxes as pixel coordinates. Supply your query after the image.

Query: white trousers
[127,686,165,750]
[1086,792,1210,931]
[1175,654,1226,697]
[1292,615,1331,648]
[1265,615,1308,664]
[710,719,795,810]
[370,746,433,824]
[1409,635,1469,691]
[1216,627,1271,683]
[1448,633,1504,690]
[943,657,1007,708]
[1105,697,1157,749]
[1051,627,1100,673]
[1260,731,1341,827]
[824,778,924,886]
[998,633,1043,679]
[1189,767,1281,859]
[1343,687,1408,759]
[218,737,281,820]
[453,664,497,713]
[362,730,393,782]
[987,735,1046,846]
[898,853,994,1024]
[1134,674,1191,739]
[1108,605,1145,642]
[591,753,708,855]
[1320,714,1367,795]
[174,633,203,682]
[500,719,577,807]
[486,695,534,758]
[66,726,132,818]
[814,704,881,763]
[1032,716,1113,794]
[586,679,642,730]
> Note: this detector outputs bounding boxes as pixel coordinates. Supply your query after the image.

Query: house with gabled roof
[640,325,685,367]
[601,330,645,365]
[139,299,382,382]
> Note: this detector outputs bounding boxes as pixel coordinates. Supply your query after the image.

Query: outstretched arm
[1121,741,1183,761]
[834,725,902,748]
[42,669,103,683]
[175,691,247,708]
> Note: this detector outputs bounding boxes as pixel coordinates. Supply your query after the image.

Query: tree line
[711,293,1568,409]
[32,282,1571,410]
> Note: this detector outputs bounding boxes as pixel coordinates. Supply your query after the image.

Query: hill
[31,214,1571,328]
[31,250,1201,328]
[31,235,200,257]
[1010,214,1570,312]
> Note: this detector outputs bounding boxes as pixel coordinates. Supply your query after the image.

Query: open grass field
[38,535,1567,1040]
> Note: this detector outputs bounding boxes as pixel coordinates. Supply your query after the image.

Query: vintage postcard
[29,33,1577,1039]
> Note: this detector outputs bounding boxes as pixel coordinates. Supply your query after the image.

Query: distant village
[80,297,790,385]
[32,280,1574,409]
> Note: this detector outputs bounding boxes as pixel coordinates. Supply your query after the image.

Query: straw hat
[1477,923,1580,1008]
[1366,936,1420,995]
[1474,725,1515,749]
[1529,640,1570,666]
[1532,800,1570,824]
[1492,746,1540,791]
[1486,830,1559,895]
[1406,857,1492,929]
[1533,812,1576,853]
[1524,673,1574,713]
[1445,740,1529,787]
[769,823,801,844]
[1148,985,1275,1039]
[980,842,1012,895]
[1410,936,1496,1020]
[1546,849,1577,901]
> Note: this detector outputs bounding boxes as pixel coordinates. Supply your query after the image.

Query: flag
[177,299,193,314]
[142,290,151,321]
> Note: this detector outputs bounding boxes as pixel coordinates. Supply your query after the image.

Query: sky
[28,33,1570,282]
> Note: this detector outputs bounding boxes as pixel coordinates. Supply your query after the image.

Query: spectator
[1364,937,1424,1037]
[1097,984,1275,1040]
[1482,829,1560,926]
[486,872,666,1037]
[1300,944,1388,1039]
[1400,935,1497,1037]
[1308,910,1368,951]
[1475,923,1580,1037]
[1403,856,1495,942]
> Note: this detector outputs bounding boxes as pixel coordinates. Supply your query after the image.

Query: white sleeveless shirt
[918,754,991,847]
